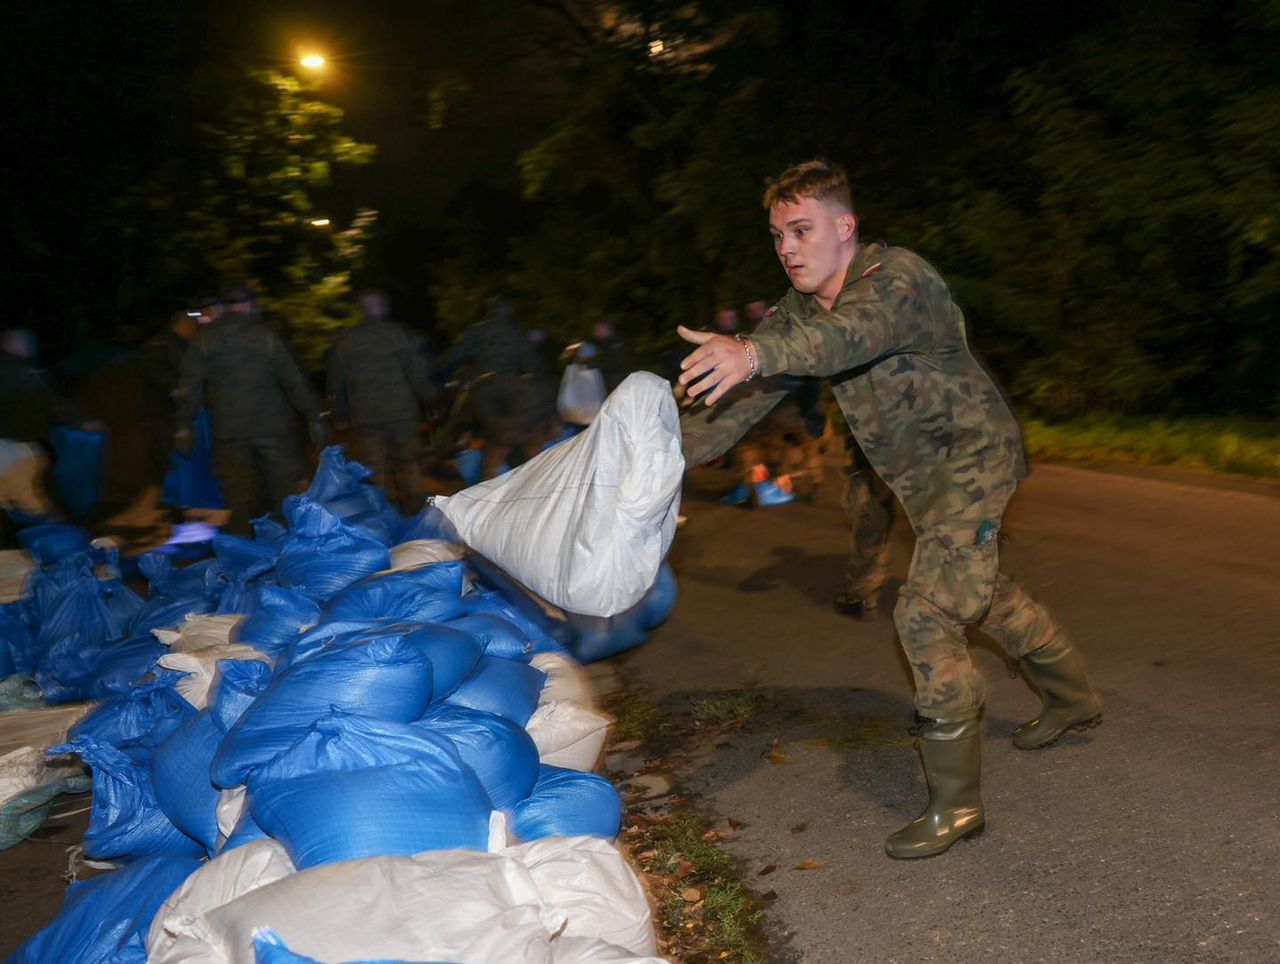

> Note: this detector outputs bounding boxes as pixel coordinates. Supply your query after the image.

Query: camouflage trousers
[895,479,1067,721]
[352,419,424,514]
[840,465,896,601]
[213,435,306,536]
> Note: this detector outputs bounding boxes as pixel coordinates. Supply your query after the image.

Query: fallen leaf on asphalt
[637,849,659,860]
[761,890,779,901]
[790,822,808,834]
[681,887,703,902]
[727,817,743,829]
[757,863,777,876]
[764,750,788,764]
[793,858,825,871]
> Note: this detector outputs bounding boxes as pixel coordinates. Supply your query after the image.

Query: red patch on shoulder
[763,305,778,318]
[859,262,884,279]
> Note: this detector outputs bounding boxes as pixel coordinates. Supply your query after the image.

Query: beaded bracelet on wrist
[734,333,758,381]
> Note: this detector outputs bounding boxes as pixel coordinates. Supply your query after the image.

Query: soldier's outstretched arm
[751,270,924,378]
[680,378,790,467]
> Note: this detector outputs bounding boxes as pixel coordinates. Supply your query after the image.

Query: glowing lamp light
[300,54,326,69]
[309,218,331,227]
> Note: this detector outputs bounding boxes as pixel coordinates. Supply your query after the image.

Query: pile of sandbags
[4,442,672,963]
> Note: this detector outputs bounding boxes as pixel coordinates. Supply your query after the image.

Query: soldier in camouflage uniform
[679,161,1101,859]
[174,285,326,535]
[834,435,897,618]
[327,291,437,512]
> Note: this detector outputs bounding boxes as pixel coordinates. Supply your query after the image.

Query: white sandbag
[526,700,612,772]
[148,838,296,964]
[437,373,683,618]
[388,538,465,570]
[153,614,245,653]
[0,549,32,603]
[215,786,247,840]
[156,645,271,710]
[551,937,668,963]
[189,849,559,964]
[0,702,91,758]
[532,652,596,708]
[511,836,658,957]
[0,747,46,802]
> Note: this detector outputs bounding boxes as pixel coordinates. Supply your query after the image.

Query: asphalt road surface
[621,460,1280,963]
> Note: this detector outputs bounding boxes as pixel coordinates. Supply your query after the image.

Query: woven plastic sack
[49,736,206,861]
[437,373,682,618]
[322,561,466,623]
[418,704,540,810]
[0,631,14,678]
[0,771,92,851]
[237,586,319,657]
[152,613,244,653]
[514,835,658,957]
[512,766,622,843]
[210,630,433,788]
[275,499,390,601]
[302,447,392,515]
[207,658,275,734]
[156,646,268,710]
[16,523,91,564]
[460,589,560,653]
[147,839,296,963]
[151,709,224,854]
[247,712,492,868]
[1,606,38,675]
[531,652,594,707]
[525,701,612,772]
[36,633,168,705]
[280,617,407,667]
[8,852,202,964]
[447,612,534,661]
[71,674,196,748]
[167,848,552,963]
[389,538,464,570]
[446,656,546,727]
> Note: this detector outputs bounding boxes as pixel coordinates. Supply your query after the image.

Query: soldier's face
[769,197,857,304]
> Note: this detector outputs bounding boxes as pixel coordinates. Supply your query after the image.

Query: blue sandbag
[280,617,408,667]
[0,773,92,852]
[403,623,482,700]
[342,507,406,546]
[162,409,224,509]
[208,658,275,734]
[16,523,91,564]
[48,737,206,861]
[249,712,492,869]
[445,613,533,661]
[7,853,202,964]
[36,633,167,704]
[639,562,678,629]
[207,534,279,615]
[459,590,560,654]
[445,656,545,728]
[396,503,460,544]
[150,709,223,854]
[211,631,433,788]
[276,499,389,601]
[512,765,622,843]
[97,576,146,638]
[323,562,467,623]
[303,446,392,515]
[0,607,36,675]
[48,426,105,519]
[238,585,320,657]
[219,808,270,853]
[0,636,12,678]
[33,556,114,655]
[418,704,540,810]
[71,674,196,748]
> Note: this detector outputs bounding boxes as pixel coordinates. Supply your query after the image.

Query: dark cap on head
[220,282,255,306]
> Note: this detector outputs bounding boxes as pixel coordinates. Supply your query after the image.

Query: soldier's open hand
[677,326,753,406]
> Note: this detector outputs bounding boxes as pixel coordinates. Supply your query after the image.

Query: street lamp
[300,53,326,70]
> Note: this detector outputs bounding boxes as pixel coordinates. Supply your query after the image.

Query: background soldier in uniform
[679,161,1102,859]
[173,284,325,534]
[327,290,437,512]
[834,435,897,618]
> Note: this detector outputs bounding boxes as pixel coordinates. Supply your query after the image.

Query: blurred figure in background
[834,436,898,619]
[713,307,740,336]
[173,284,325,534]
[0,329,91,543]
[327,289,437,512]
[590,319,630,393]
[557,341,607,429]
[433,298,559,480]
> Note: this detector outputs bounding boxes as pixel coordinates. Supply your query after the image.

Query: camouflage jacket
[174,312,321,441]
[681,242,1026,529]
[327,318,435,427]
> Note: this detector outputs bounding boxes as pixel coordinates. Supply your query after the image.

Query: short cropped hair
[763,160,854,212]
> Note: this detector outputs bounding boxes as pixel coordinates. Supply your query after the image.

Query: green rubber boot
[885,714,984,859]
[1013,636,1102,750]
